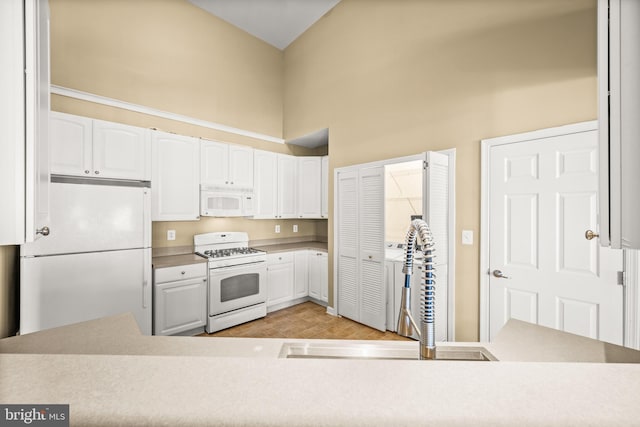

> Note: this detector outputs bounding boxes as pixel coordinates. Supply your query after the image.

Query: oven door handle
[209,261,266,272]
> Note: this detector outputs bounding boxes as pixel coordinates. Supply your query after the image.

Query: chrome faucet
[397,219,436,360]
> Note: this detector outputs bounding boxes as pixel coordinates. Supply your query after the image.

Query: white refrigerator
[20,177,152,335]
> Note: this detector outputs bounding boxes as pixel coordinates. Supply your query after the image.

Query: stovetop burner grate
[200,247,264,259]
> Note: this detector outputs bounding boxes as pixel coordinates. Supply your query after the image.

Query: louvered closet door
[424,151,449,341]
[337,170,358,320]
[359,166,386,331]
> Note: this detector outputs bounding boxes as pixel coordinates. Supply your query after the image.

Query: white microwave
[200,190,254,217]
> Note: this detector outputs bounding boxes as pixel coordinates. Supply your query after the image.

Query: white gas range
[194,232,267,333]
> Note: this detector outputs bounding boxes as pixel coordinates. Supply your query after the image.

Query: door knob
[36,226,50,236]
[492,269,510,279]
[585,230,599,240]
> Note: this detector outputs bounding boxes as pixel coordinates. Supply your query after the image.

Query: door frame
[479,120,635,345]
[333,150,456,339]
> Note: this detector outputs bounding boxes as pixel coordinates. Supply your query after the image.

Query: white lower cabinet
[267,249,329,312]
[266,252,295,308]
[294,250,309,299]
[308,251,328,303]
[153,263,207,336]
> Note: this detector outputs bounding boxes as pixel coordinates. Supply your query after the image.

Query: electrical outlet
[275,225,281,233]
[167,230,176,241]
[293,224,298,233]
[461,230,473,245]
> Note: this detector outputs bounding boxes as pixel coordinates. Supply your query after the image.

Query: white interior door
[487,125,623,344]
[337,170,359,321]
[358,166,386,331]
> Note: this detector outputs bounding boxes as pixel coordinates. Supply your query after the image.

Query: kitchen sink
[278,342,497,361]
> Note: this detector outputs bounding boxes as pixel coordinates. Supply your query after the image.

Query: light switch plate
[293,224,298,233]
[462,230,473,245]
[167,230,176,241]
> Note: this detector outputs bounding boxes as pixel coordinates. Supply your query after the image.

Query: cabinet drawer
[155,263,207,283]
[267,251,294,265]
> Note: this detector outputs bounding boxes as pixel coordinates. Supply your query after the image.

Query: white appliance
[194,232,267,333]
[19,176,152,335]
[200,188,254,217]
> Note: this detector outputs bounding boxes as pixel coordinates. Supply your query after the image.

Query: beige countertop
[253,240,327,253]
[2,315,640,426]
[150,240,327,268]
[152,253,208,269]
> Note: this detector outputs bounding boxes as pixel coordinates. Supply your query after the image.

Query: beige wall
[51,0,283,138]
[284,0,597,340]
[0,246,18,338]
[49,0,326,250]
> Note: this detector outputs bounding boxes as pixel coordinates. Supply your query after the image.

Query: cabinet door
[321,156,329,218]
[266,253,294,307]
[253,150,278,218]
[93,119,151,180]
[50,112,92,177]
[24,0,50,243]
[297,157,322,218]
[228,145,254,189]
[294,250,309,299]
[201,140,229,187]
[151,131,200,221]
[319,252,329,303]
[308,252,322,300]
[277,154,298,219]
[0,0,25,244]
[154,276,207,336]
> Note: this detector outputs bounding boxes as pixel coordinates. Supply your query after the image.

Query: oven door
[209,262,266,316]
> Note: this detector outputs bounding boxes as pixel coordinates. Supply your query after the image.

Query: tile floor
[199,301,410,341]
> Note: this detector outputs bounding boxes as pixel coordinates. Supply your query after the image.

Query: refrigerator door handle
[142,279,149,309]
[142,188,151,248]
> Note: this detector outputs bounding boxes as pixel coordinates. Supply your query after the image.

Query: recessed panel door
[488,128,623,344]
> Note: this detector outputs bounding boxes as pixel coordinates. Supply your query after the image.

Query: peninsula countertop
[2,316,640,426]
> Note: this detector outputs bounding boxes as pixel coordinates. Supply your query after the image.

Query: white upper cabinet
[50,112,92,176]
[93,119,151,180]
[151,130,200,221]
[50,112,151,181]
[321,156,329,218]
[253,150,297,219]
[277,154,298,219]
[296,156,322,218]
[253,150,278,218]
[201,140,253,190]
[200,141,227,187]
[229,145,254,189]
